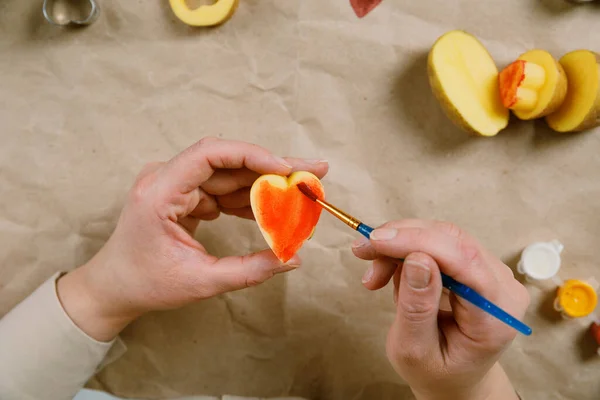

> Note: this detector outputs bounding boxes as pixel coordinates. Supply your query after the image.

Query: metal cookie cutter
[43,0,100,26]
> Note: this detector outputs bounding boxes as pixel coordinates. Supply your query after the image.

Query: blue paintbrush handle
[356,223,532,336]
[441,274,532,336]
[357,223,374,238]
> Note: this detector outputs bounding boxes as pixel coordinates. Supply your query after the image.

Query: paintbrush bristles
[297,182,319,201]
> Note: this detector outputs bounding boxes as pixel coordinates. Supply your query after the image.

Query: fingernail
[286,255,302,267]
[370,228,398,241]
[274,156,292,169]
[305,159,329,164]
[352,237,370,249]
[404,261,431,289]
[362,266,374,283]
[275,264,299,274]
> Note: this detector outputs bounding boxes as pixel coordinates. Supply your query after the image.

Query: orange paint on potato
[499,60,526,109]
[251,173,324,262]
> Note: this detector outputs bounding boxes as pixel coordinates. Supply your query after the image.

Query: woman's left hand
[57,137,329,341]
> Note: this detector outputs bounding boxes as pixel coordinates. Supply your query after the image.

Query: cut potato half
[428,30,509,137]
[546,50,600,132]
[506,50,567,120]
[250,172,324,263]
[169,0,239,27]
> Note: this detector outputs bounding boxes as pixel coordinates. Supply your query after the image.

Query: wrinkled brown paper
[1,1,600,399]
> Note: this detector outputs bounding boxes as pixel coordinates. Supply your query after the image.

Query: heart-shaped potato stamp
[250,171,324,263]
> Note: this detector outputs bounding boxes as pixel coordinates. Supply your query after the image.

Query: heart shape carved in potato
[250,172,324,263]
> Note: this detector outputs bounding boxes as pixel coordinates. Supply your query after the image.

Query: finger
[378,219,466,239]
[220,206,255,220]
[162,138,293,194]
[351,219,460,260]
[439,289,452,312]
[395,268,449,309]
[391,252,443,359]
[137,161,165,178]
[197,210,220,221]
[362,257,399,291]
[393,266,401,305]
[283,157,329,178]
[203,250,302,295]
[368,226,496,297]
[379,220,505,276]
[188,189,220,218]
[202,158,329,197]
[202,169,259,196]
[216,188,251,209]
[447,291,507,343]
[448,283,527,344]
[179,216,200,235]
[352,237,379,260]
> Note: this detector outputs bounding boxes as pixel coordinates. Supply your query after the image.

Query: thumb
[393,252,442,351]
[204,250,301,295]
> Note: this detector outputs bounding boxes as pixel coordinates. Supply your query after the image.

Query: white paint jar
[517,240,563,281]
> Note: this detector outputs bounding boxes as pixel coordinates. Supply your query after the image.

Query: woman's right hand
[352,220,530,400]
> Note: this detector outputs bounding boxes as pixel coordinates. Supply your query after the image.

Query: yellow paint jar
[554,279,598,318]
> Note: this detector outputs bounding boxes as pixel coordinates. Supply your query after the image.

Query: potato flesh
[499,60,546,111]
[169,0,238,26]
[514,88,539,111]
[431,32,508,136]
[546,51,600,132]
[522,62,546,90]
[514,50,565,120]
[513,63,546,111]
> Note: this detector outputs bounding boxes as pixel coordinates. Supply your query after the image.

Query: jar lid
[558,280,598,318]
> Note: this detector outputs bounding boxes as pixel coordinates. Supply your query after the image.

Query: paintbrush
[297,182,532,336]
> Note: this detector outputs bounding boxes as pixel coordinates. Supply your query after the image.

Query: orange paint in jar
[554,280,598,318]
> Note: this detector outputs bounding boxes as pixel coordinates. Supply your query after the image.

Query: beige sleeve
[0,273,126,400]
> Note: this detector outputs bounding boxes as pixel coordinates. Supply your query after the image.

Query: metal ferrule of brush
[316,199,361,230]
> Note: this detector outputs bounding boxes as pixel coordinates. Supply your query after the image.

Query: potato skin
[541,62,568,118]
[574,52,600,131]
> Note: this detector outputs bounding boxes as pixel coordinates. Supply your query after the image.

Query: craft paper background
[1,0,600,399]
